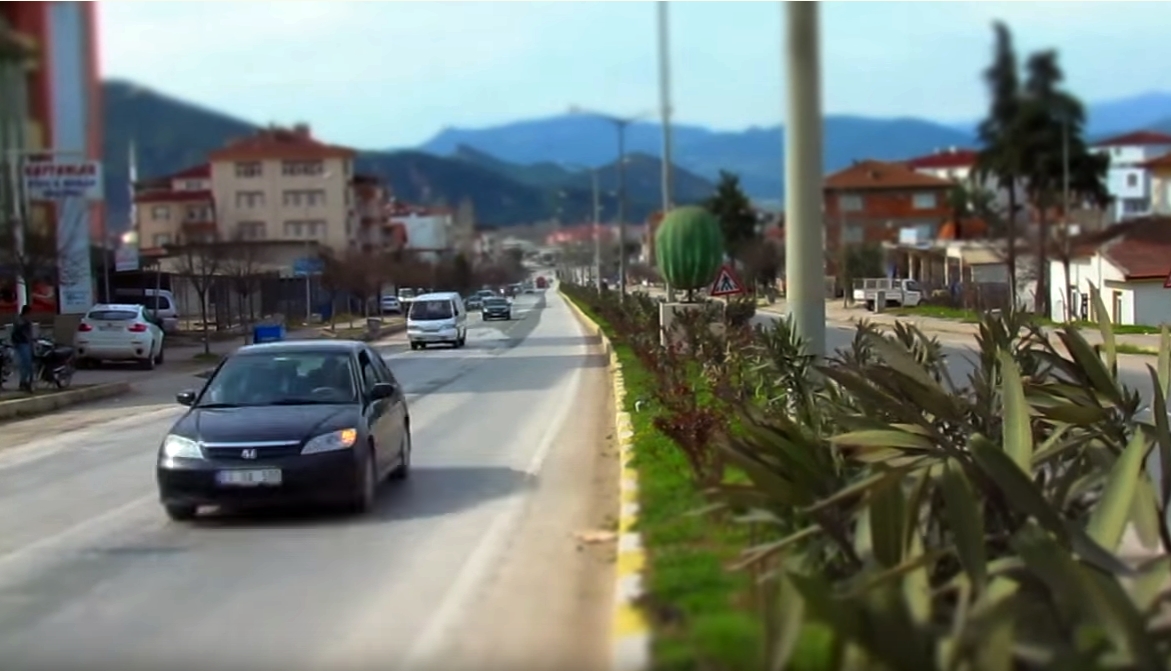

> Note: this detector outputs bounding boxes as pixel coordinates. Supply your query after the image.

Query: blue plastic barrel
[252,324,286,344]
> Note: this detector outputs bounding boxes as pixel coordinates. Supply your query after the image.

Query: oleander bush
[561,282,1171,671]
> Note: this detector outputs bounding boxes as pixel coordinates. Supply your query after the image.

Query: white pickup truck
[853,278,924,311]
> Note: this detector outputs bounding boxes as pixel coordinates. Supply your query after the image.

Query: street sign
[708,264,746,297]
[292,257,324,277]
[22,160,104,201]
[115,244,139,272]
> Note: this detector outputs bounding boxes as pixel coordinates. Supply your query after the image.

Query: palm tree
[975,22,1024,305]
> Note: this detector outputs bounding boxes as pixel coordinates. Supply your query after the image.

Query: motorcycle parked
[31,337,75,390]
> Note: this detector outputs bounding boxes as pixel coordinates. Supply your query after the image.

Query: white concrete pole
[657,1,677,301]
[783,1,826,357]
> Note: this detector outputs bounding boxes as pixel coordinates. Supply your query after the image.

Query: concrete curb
[0,382,132,423]
[558,288,651,671]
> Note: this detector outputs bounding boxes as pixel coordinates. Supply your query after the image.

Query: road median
[0,382,131,423]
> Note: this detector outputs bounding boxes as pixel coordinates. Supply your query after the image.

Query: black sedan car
[481,297,512,321]
[156,340,411,521]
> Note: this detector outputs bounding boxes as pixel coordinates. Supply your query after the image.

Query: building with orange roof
[823,159,954,253]
[1091,129,1171,222]
[134,125,389,259]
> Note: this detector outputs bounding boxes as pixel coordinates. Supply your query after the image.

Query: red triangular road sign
[708,264,746,297]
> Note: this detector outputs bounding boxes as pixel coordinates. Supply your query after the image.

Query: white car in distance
[74,303,166,370]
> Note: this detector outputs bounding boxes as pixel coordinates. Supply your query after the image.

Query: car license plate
[99,324,121,331]
[216,469,282,486]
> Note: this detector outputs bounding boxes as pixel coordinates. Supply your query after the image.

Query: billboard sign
[115,244,140,272]
[22,160,104,201]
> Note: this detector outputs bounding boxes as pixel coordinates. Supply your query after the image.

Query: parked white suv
[74,303,166,370]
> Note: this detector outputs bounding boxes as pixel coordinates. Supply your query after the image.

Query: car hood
[175,405,356,443]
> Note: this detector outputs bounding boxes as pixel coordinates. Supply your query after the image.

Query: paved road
[0,292,616,671]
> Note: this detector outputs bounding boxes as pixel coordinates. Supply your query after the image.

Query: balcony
[181,221,217,237]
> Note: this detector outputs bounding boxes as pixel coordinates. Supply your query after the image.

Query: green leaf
[970,437,1068,544]
[1058,326,1123,407]
[1086,431,1149,551]
[831,429,933,450]
[1146,365,1171,509]
[941,460,988,591]
[767,571,806,671]
[1129,478,1164,555]
[998,350,1033,471]
[1090,284,1117,371]
[870,476,907,568]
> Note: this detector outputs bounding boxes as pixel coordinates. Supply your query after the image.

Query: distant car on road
[380,295,402,314]
[407,292,468,350]
[156,340,412,521]
[74,303,166,370]
[481,297,512,321]
[465,295,483,311]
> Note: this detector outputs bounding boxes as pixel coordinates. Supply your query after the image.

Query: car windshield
[409,300,453,320]
[484,298,507,307]
[197,351,357,407]
[87,309,138,321]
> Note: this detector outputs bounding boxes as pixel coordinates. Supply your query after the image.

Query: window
[409,299,454,321]
[180,180,204,191]
[235,162,262,178]
[199,352,357,407]
[369,347,398,386]
[912,192,938,209]
[837,194,862,212]
[282,189,326,207]
[282,219,327,238]
[85,309,139,321]
[185,206,212,222]
[281,160,325,176]
[235,191,265,208]
[357,352,380,394]
[151,206,170,221]
[841,224,864,244]
[238,221,267,240]
[152,233,172,247]
[1127,173,1139,188]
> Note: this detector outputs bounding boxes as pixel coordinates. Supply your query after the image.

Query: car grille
[203,442,303,461]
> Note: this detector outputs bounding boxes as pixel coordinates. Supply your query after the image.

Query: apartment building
[1091,130,1171,222]
[135,125,399,261]
[207,124,356,249]
[137,164,215,253]
[824,159,954,251]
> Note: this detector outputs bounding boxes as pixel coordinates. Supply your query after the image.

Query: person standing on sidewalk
[10,306,34,393]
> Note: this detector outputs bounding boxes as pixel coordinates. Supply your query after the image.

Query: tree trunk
[1006,183,1018,309]
[1034,202,1050,316]
[197,290,210,355]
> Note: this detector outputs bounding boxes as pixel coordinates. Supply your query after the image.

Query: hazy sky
[98,1,1171,149]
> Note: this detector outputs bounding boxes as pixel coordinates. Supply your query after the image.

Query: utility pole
[591,169,602,290]
[567,106,646,302]
[657,1,676,301]
[783,1,826,358]
[616,124,629,301]
[1061,116,1072,322]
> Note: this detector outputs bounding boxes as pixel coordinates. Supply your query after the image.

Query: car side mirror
[176,390,197,406]
[370,382,396,400]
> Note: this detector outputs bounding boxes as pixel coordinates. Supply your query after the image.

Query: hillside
[419,92,1171,199]
[100,80,700,231]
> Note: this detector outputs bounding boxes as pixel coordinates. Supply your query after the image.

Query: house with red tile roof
[1090,129,1171,223]
[1050,216,1171,325]
[823,159,955,252]
[904,147,979,182]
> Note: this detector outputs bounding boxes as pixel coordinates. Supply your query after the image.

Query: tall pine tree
[704,171,758,261]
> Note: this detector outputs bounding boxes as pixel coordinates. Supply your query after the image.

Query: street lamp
[567,105,650,301]
[783,1,826,358]
[657,1,677,301]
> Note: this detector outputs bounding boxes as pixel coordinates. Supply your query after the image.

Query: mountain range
[100,81,1171,233]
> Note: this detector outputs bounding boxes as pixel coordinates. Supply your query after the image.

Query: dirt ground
[432,348,620,671]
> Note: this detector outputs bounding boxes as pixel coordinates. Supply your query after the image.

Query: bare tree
[343,250,387,319]
[222,235,269,343]
[170,239,228,355]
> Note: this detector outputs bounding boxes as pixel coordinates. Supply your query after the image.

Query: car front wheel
[349,449,378,515]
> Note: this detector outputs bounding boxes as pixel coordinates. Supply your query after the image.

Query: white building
[391,210,452,262]
[1047,217,1171,325]
[1090,130,1171,223]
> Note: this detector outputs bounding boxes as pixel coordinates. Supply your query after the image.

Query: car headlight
[301,428,359,455]
[161,434,203,459]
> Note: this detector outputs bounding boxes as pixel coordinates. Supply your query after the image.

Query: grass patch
[191,352,224,363]
[892,306,1169,336]
[566,294,766,670]
[1115,343,1158,356]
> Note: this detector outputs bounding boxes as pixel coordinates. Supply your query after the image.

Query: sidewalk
[757,300,1161,353]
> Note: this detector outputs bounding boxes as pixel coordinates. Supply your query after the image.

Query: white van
[113,288,180,334]
[407,292,467,350]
